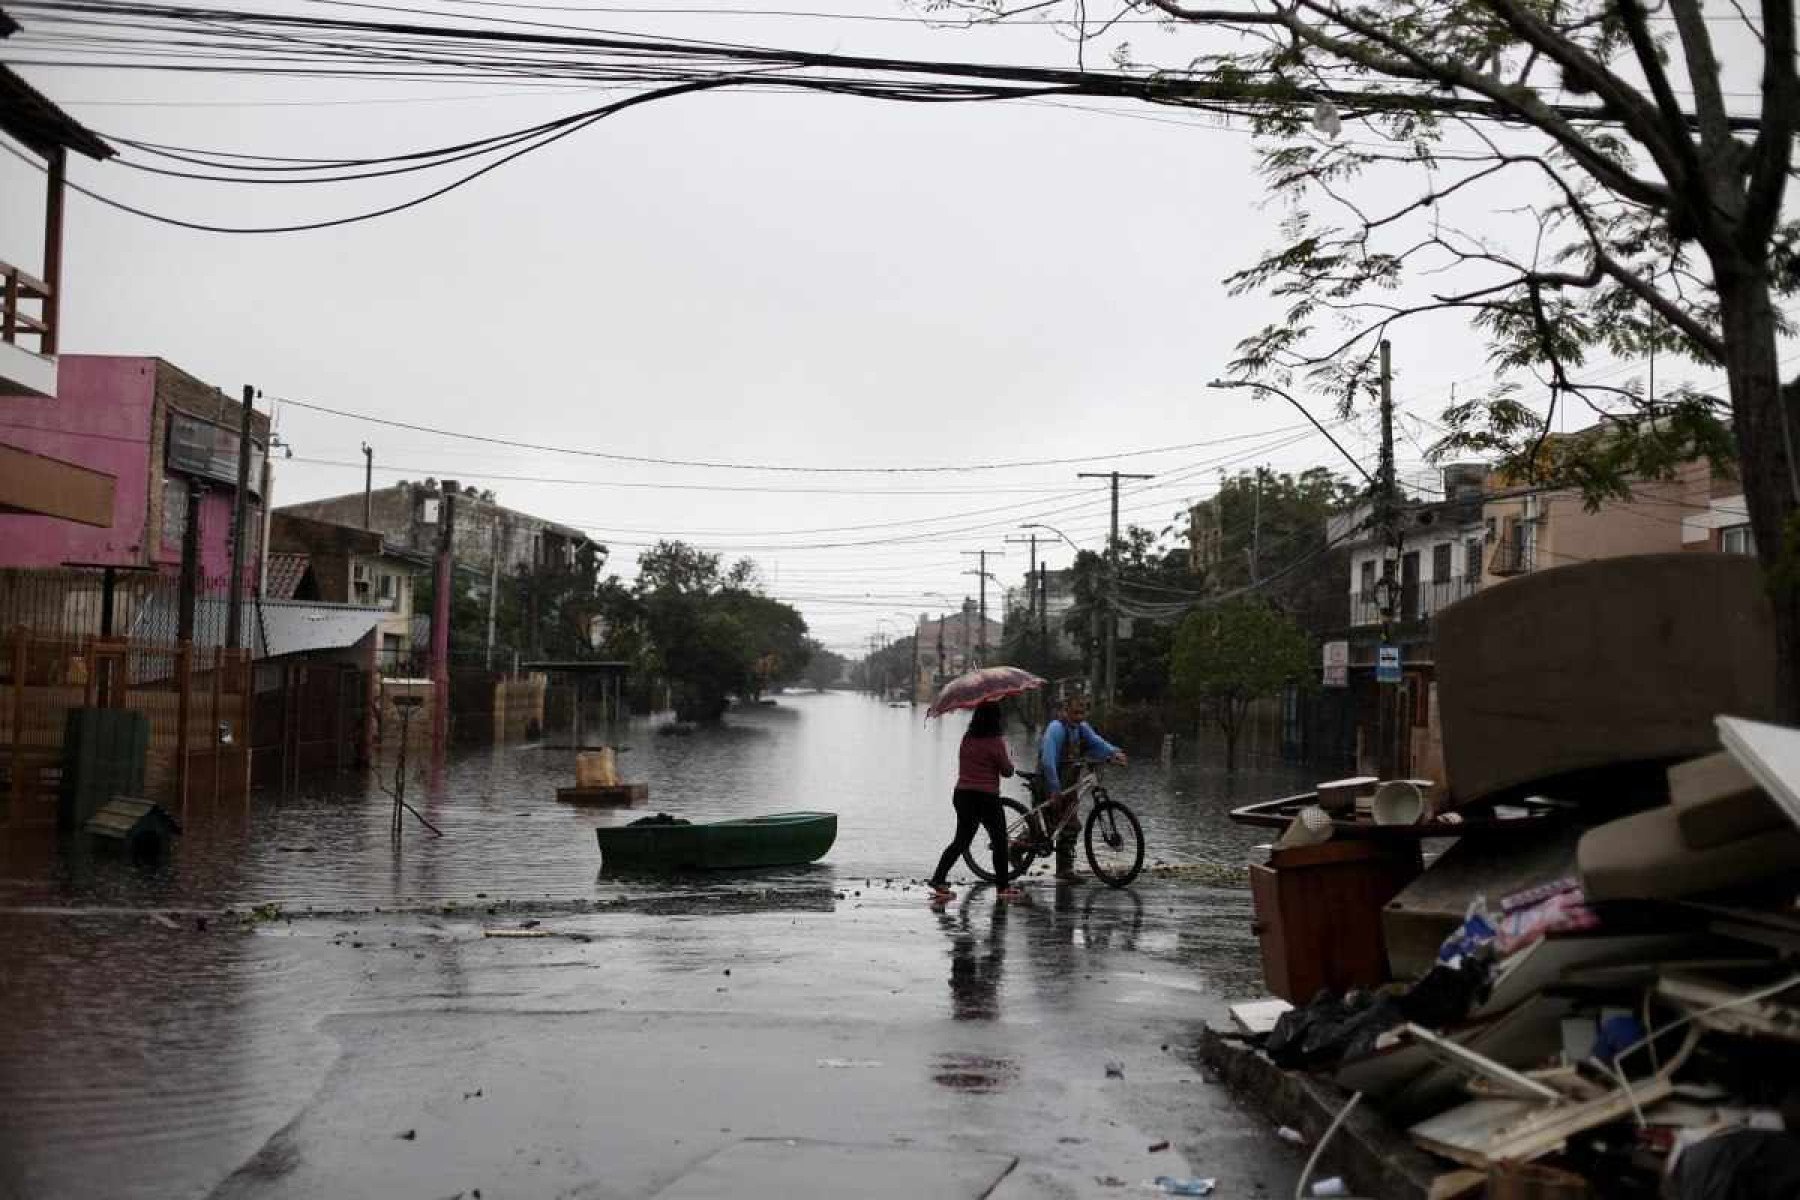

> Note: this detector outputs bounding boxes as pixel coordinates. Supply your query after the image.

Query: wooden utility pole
[361,442,374,529]
[1374,341,1403,780]
[177,480,203,644]
[1005,532,1039,660]
[225,385,255,652]
[1077,470,1154,711]
[430,482,457,753]
[485,518,503,671]
[961,549,1002,669]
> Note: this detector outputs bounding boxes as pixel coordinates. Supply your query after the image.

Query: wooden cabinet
[1250,838,1422,1003]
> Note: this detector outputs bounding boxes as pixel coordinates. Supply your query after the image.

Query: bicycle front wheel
[962,797,1038,883]
[1084,799,1145,887]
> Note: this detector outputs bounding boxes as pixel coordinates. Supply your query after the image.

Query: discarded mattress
[1578,805,1800,901]
[1436,554,1776,805]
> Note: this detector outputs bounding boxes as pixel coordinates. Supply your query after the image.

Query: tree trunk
[1717,266,1800,721]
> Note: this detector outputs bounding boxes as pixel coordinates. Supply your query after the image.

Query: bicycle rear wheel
[962,797,1037,883]
[1084,798,1144,887]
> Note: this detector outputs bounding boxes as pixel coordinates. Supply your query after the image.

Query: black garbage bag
[1267,989,1404,1069]
[1669,1130,1800,1200]
[1394,961,1488,1028]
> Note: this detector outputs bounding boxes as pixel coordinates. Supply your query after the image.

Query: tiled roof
[264,553,310,601]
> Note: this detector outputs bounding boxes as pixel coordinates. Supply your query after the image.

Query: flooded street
[1,693,1309,1199]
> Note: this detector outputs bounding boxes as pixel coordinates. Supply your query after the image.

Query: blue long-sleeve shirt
[1038,719,1121,794]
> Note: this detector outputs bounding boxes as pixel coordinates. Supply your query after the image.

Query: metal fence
[0,567,245,647]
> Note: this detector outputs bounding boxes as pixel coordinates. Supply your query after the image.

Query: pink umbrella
[925,665,1047,719]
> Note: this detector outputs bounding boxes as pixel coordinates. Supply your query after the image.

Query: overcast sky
[1,1,1779,653]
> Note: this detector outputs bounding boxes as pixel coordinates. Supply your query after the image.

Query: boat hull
[595,811,837,871]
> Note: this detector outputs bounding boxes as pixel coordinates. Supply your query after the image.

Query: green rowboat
[595,811,837,871]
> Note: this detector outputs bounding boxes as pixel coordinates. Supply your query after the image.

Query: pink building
[0,355,268,584]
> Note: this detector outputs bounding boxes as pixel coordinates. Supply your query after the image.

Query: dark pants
[930,788,1010,889]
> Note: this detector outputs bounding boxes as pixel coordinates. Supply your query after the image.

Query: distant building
[911,600,1005,697]
[1329,462,1489,633]
[278,480,596,581]
[267,511,430,671]
[1186,498,1223,576]
[1481,457,1748,583]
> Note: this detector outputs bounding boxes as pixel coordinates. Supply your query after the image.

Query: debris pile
[1222,715,1800,1200]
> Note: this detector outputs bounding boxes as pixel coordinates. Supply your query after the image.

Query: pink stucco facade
[0,355,264,580]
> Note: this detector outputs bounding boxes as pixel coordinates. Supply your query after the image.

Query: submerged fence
[1,630,252,827]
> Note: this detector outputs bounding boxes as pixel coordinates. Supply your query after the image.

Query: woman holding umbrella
[924,666,1045,903]
[926,702,1020,902]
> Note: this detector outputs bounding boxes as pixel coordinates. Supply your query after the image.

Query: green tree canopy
[1171,598,1313,771]
[617,540,812,722]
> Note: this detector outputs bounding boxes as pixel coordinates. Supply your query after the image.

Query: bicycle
[960,761,1145,888]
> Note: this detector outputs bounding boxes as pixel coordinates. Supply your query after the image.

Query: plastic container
[576,747,619,787]
[1372,779,1425,825]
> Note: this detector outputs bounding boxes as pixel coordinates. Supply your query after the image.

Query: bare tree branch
[1743,0,1797,246]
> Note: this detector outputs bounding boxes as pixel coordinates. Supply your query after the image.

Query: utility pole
[430,481,457,754]
[935,614,946,685]
[485,518,503,671]
[1077,470,1154,712]
[909,617,921,703]
[225,386,256,652]
[361,442,374,529]
[177,479,203,644]
[1374,341,1403,780]
[1005,532,1039,667]
[961,549,1002,668]
[1249,466,1264,584]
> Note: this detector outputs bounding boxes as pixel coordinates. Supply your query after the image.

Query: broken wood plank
[1399,1023,1563,1102]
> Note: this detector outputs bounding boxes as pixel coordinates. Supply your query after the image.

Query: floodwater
[0,690,1303,912]
[0,692,1312,1200]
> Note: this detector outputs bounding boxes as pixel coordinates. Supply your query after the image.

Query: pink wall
[0,356,158,569]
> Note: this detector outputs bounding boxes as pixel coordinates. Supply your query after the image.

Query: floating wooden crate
[556,783,649,807]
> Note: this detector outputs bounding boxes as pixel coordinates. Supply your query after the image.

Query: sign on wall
[1376,644,1402,684]
[1322,640,1349,688]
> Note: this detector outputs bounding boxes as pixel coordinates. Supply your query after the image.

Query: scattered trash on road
[1150,1176,1216,1195]
[1308,1177,1347,1196]
[814,1058,882,1069]
[1275,1126,1305,1145]
[1146,1139,1171,1153]
[1105,1061,1125,1078]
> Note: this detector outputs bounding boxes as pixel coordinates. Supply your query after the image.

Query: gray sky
[1,2,1777,653]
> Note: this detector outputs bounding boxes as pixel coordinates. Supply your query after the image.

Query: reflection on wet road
[0,692,1307,1199]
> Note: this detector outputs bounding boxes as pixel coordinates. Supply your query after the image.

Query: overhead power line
[270,394,1315,473]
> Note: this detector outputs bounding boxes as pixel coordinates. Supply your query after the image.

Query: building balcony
[1349,576,1480,629]
[1490,533,1534,576]
[0,260,56,398]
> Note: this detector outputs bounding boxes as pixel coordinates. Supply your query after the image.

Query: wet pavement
[1,692,1309,1199]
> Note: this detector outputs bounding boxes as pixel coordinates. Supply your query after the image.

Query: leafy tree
[802,641,848,690]
[1060,524,1194,705]
[1171,598,1313,771]
[1196,468,1360,638]
[627,540,812,721]
[934,1,1800,715]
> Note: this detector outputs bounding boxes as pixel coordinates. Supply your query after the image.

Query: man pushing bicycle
[1035,693,1128,881]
